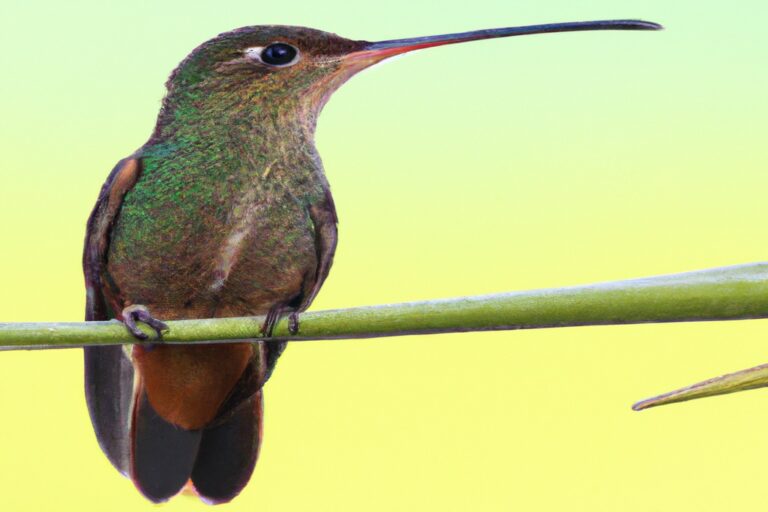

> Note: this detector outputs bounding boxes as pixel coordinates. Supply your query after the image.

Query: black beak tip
[633,20,664,31]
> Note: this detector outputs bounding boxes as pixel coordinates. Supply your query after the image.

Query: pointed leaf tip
[633,361,768,412]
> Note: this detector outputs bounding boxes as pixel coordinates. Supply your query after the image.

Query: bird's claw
[261,306,300,337]
[121,304,169,341]
[288,312,300,335]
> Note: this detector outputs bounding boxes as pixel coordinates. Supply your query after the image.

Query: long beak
[633,362,768,411]
[348,20,662,62]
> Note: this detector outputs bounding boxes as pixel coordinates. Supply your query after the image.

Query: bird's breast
[106,173,319,319]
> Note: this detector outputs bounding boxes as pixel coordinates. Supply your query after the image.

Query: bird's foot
[121,304,169,341]
[288,311,299,335]
[261,306,300,337]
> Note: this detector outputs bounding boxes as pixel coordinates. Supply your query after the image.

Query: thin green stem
[1,262,767,350]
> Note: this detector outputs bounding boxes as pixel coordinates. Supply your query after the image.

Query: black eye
[261,43,298,66]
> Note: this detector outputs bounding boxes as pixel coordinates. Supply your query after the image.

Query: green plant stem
[1,262,767,350]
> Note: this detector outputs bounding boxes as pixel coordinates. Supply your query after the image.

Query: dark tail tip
[131,390,202,502]
[191,392,264,504]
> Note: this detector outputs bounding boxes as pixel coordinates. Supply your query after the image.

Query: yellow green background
[1,0,766,510]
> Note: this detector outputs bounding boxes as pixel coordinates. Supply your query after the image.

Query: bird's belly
[106,199,317,320]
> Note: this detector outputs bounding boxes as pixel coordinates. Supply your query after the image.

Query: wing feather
[82,157,141,474]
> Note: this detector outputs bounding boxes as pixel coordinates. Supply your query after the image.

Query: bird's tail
[85,346,264,504]
[188,390,263,504]
[130,381,263,503]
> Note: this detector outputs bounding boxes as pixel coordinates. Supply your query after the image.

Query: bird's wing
[302,189,339,310]
[82,157,268,503]
[262,190,338,380]
[82,157,142,475]
[83,156,142,320]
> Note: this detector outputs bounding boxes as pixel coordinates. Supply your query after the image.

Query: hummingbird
[83,19,661,504]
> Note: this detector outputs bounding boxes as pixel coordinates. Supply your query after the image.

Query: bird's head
[164,26,365,115]
[157,21,661,136]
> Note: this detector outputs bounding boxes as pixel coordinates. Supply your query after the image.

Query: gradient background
[1,1,767,510]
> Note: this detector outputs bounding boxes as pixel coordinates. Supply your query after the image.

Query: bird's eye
[260,43,299,67]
